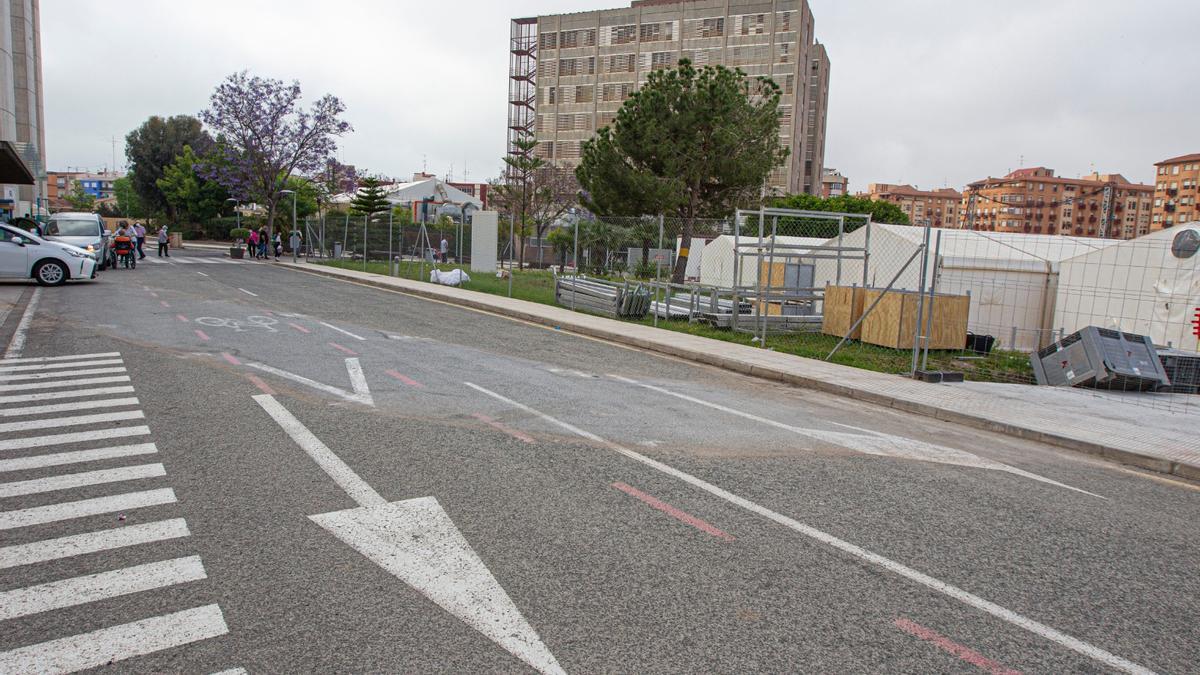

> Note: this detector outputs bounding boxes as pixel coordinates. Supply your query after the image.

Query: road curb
[281,262,1199,482]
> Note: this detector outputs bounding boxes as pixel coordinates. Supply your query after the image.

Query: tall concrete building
[0,0,44,219]
[509,0,830,195]
[802,41,828,194]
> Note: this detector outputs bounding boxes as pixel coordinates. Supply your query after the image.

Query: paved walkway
[279,261,1200,480]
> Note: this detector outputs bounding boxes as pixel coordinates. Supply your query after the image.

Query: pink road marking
[894,618,1022,675]
[160,300,171,308]
[221,352,241,366]
[176,314,189,323]
[611,482,735,542]
[245,374,275,395]
[149,292,159,298]
[288,322,311,334]
[471,412,534,443]
[386,369,426,389]
[329,342,358,356]
[194,329,210,341]
[261,310,274,316]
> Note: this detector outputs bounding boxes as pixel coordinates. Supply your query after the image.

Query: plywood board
[822,285,867,339]
[862,289,970,350]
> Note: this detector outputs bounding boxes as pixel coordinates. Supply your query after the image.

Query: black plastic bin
[965,332,995,355]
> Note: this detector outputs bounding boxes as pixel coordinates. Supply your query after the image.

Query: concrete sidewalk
[279,261,1200,480]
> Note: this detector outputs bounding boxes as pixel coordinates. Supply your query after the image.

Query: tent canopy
[332,177,483,209]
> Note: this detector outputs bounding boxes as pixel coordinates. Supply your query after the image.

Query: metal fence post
[362,216,368,272]
[921,230,943,372]
[571,218,578,310]
[654,214,664,327]
[508,214,515,298]
[910,222,933,375]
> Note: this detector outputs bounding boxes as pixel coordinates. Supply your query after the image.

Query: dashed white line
[0,463,166,498]
[0,385,136,404]
[0,518,189,570]
[237,288,258,297]
[0,604,229,674]
[0,409,144,434]
[197,271,210,277]
[0,443,158,473]
[463,382,1154,675]
[0,396,140,417]
[0,488,177,530]
[4,288,41,359]
[319,321,366,341]
[0,425,151,452]
[0,555,207,621]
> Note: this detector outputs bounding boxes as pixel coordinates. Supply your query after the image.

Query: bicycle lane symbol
[195,316,279,333]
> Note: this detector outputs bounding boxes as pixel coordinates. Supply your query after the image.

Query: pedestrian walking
[156,225,170,257]
[258,227,269,259]
[289,229,303,259]
[133,222,147,259]
[247,228,259,260]
[440,236,449,263]
[273,231,282,260]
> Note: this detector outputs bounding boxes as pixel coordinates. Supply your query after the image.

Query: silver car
[40,212,109,270]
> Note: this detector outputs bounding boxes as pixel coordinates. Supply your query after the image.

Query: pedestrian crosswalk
[0,351,231,672]
[141,256,244,265]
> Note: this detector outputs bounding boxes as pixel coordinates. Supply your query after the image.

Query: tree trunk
[672,215,694,284]
[642,241,651,266]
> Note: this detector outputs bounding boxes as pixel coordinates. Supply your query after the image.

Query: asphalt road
[0,250,1197,674]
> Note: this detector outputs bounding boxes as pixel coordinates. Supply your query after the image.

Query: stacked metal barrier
[555,276,651,318]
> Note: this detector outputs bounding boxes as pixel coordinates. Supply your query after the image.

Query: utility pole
[965,190,978,231]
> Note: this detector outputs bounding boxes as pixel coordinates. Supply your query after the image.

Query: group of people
[245,227,285,260]
[113,221,171,259]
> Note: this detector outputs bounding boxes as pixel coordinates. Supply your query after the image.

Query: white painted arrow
[247,358,374,406]
[253,394,564,675]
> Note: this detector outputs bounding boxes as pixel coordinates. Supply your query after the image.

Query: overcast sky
[42,0,1200,191]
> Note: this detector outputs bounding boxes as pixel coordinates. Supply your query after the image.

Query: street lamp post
[279,190,297,263]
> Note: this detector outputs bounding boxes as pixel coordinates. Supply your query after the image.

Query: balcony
[1165,203,1177,213]
[1167,188,1179,197]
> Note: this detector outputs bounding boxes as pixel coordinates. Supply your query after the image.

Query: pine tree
[350,176,390,217]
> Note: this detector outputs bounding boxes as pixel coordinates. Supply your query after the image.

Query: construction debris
[556,276,651,318]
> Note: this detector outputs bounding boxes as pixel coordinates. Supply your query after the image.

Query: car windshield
[44,218,99,237]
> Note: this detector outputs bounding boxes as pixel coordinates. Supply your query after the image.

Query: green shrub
[229,228,250,241]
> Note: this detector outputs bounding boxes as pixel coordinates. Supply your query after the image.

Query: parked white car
[0,223,97,286]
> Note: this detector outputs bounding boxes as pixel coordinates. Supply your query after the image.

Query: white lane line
[196,271,210,277]
[0,409,144,434]
[0,463,166,498]
[464,382,1155,675]
[196,258,224,264]
[4,287,41,359]
[246,358,374,406]
[318,321,366,341]
[0,385,136,404]
[0,426,151,452]
[610,376,1102,498]
[0,604,229,674]
[0,443,158,473]
[171,258,196,264]
[0,351,121,365]
[0,358,124,373]
[253,394,385,507]
[0,375,133,393]
[0,397,140,417]
[0,366,127,382]
[0,555,207,621]
[237,287,258,297]
[0,488,176,530]
[0,518,189,570]
[210,669,248,675]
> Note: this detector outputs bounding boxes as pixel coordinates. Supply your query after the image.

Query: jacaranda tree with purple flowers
[199,71,352,234]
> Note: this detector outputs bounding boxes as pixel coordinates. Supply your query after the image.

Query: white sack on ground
[430,268,470,286]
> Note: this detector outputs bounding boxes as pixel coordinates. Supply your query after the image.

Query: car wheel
[34,260,67,286]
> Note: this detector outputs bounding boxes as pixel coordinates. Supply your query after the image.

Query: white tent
[697,234,829,288]
[1054,222,1200,351]
[332,177,483,210]
[812,224,1120,351]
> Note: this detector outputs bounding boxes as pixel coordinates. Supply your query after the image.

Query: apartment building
[0,0,45,220]
[960,168,1153,239]
[820,167,847,197]
[510,0,829,195]
[863,183,960,228]
[1152,153,1200,230]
